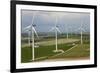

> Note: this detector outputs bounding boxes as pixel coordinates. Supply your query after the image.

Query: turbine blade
[49,27,55,32]
[76,28,86,32]
[23,25,31,30]
[77,28,81,30]
[24,29,30,32]
[56,27,61,33]
[74,28,81,32]
[32,27,39,38]
[23,25,31,32]
[81,28,86,32]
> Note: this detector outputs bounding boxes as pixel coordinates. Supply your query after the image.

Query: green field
[21,43,74,63]
[49,44,90,59]
[21,36,90,63]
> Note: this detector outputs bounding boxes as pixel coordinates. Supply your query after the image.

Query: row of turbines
[66,23,85,44]
[23,13,86,61]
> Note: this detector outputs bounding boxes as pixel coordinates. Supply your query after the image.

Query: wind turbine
[49,17,64,53]
[68,26,72,38]
[66,30,68,39]
[80,23,83,44]
[80,23,86,44]
[24,13,39,61]
[76,23,85,45]
[65,25,69,39]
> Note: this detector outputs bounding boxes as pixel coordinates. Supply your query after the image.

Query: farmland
[21,33,90,63]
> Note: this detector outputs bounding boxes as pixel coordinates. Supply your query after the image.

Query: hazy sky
[21,10,90,33]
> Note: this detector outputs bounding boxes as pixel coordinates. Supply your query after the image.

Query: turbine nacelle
[56,25,58,27]
[24,24,39,39]
[32,24,36,27]
[49,25,61,34]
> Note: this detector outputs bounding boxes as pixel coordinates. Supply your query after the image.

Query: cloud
[21,10,90,33]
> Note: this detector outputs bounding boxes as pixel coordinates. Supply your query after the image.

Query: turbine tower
[24,13,39,61]
[65,25,69,39]
[80,23,84,44]
[76,23,85,45]
[67,30,68,39]
[49,17,64,53]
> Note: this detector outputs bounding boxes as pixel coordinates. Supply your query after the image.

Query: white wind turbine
[80,23,86,44]
[66,29,69,39]
[49,17,64,53]
[76,23,85,45]
[67,26,73,39]
[24,13,39,61]
[68,26,72,38]
[65,24,69,39]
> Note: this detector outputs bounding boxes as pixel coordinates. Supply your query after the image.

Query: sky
[21,10,90,33]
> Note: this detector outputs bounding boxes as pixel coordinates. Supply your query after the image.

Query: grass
[49,44,90,59]
[21,43,73,63]
[21,46,32,63]
[21,37,90,63]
